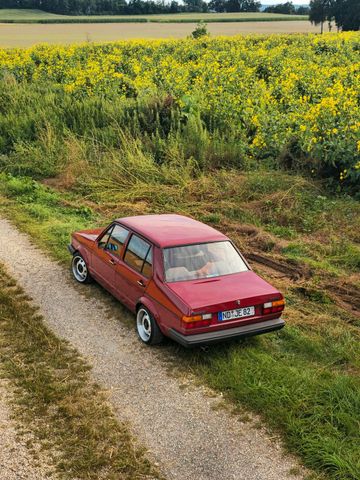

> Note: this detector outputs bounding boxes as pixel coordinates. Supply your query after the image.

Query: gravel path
[0,380,49,480]
[0,217,304,480]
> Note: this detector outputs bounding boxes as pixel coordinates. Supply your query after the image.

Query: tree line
[1,0,303,14]
[264,2,309,14]
[0,0,260,14]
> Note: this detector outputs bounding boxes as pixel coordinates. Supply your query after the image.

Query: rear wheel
[136,306,164,345]
[72,254,92,284]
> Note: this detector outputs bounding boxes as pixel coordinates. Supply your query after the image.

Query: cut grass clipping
[0,263,160,480]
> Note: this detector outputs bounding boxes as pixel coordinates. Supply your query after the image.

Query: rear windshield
[163,241,248,282]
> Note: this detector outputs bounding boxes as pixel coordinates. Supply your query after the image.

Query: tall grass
[0,68,358,194]
[0,78,247,181]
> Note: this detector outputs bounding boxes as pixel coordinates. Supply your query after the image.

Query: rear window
[163,241,248,282]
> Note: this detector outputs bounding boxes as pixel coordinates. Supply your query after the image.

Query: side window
[124,234,152,276]
[142,248,153,278]
[106,224,129,257]
[98,225,114,249]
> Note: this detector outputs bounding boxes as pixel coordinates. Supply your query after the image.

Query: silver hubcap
[72,256,88,282]
[137,308,152,342]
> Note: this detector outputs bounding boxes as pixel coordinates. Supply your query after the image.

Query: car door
[115,233,153,310]
[91,223,129,293]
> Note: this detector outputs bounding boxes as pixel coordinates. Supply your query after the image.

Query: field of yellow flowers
[0,33,359,190]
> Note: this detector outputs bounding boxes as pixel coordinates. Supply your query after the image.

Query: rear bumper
[67,244,76,255]
[168,317,285,347]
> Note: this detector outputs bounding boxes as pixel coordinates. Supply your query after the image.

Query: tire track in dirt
[247,252,360,320]
[246,253,309,281]
[0,217,305,480]
[228,224,359,320]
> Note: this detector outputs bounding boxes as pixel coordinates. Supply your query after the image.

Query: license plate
[218,306,255,321]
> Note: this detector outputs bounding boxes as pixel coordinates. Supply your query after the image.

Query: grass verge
[0,262,160,480]
[0,172,359,479]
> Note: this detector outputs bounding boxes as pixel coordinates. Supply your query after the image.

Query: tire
[136,306,164,345]
[71,253,92,284]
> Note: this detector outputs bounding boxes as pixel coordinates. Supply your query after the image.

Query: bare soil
[224,222,360,320]
[0,21,319,47]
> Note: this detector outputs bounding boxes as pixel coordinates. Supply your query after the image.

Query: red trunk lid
[168,270,280,313]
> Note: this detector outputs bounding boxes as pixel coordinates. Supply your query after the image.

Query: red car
[68,214,285,346]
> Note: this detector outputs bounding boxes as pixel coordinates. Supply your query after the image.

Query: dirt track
[0,216,305,480]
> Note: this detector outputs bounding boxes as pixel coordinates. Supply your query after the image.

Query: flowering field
[0,33,359,190]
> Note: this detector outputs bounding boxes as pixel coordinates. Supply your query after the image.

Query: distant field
[0,21,319,47]
[0,8,308,23]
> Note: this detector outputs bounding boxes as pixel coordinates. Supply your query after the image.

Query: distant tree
[296,5,310,14]
[209,0,227,12]
[112,0,128,14]
[332,0,360,30]
[169,0,181,13]
[183,0,208,12]
[264,2,296,14]
[309,0,331,33]
[225,0,261,12]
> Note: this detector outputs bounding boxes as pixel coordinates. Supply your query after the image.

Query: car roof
[116,214,228,248]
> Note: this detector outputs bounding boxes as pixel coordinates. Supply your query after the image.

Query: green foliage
[264,2,296,14]
[191,21,209,38]
[332,0,360,31]
[310,0,360,32]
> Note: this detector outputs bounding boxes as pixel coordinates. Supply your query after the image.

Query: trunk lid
[168,270,280,313]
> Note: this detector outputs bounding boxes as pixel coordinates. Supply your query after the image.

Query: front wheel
[136,307,164,345]
[71,253,92,284]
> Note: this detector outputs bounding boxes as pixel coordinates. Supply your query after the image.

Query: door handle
[109,259,116,265]
[137,279,145,287]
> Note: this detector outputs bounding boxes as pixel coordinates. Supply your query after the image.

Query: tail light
[263,298,285,315]
[182,313,212,329]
